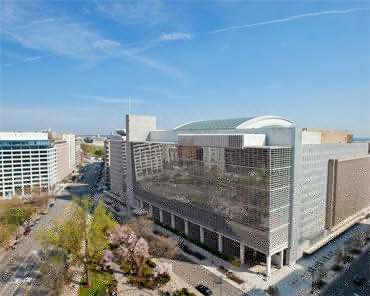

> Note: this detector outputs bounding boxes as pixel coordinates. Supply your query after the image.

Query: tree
[37,195,115,287]
[149,236,178,259]
[127,217,179,259]
[99,250,114,271]
[133,237,150,276]
[108,224,150,275]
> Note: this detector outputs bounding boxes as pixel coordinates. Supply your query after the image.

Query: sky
[0,0,369,137]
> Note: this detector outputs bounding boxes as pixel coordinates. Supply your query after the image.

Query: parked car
[10,240,18,250]
[353,275,366,286]
[24,227,31,236]
[195,284,213,296]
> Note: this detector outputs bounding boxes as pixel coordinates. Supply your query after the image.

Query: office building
[75,137,82,168]
[55,140,71,182]
[62,134,76,171]
[104,139,111,189]
[108,114,370,276]
[0,132,57,199]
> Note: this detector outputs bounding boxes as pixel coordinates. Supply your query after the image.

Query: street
[162,255,242,296]
[0,161,101,296]
[322,247,370,296]
[0,196,72,296]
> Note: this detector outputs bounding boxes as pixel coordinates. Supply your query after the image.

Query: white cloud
[211,8,366,33]
[94,0,168,25]
[160,32,192,41]
[92,39,120,49]
[23,56,41,62]
[80,95,143,104]
[98,97,143,104]
[120,49,186,80]
[0,1,184,79]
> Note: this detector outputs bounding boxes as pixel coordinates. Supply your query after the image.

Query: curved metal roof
[174,116,292,131]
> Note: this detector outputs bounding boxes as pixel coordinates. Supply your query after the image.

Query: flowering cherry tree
[133,237,150,276]
[109,224,137,249]
[108,224,151,275]
[98,250,114,271]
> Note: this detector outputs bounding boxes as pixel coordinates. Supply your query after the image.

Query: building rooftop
[174,115,293,131]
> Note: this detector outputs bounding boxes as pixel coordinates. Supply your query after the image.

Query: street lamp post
[216,274,223,296]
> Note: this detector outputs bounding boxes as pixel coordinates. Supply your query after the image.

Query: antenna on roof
[129,96,131,115]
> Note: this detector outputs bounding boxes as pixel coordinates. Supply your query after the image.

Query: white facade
[0,132,57,199]
[110,135,127,195]
[62,134,76,171]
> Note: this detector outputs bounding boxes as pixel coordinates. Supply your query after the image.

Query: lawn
[79,269,116,296]
[81,144,104,158]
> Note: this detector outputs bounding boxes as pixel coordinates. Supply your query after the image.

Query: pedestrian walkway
[154,216,370,296]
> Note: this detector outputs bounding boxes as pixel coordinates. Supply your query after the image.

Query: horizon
[1,0,369,137]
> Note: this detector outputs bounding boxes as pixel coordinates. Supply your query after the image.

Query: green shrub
[173,288,196,296]
[146,259,157,268]
[230,258,241,267]
[155,273,170,286]
[121,262,135,274]
[143,266,153,277]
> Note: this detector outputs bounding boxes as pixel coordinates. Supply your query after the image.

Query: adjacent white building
[62,134,76,171]
[0,132,57,199]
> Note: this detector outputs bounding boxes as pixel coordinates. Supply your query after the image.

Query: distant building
[0,132,57,198]
[106,114,370,277]
[62,134,76,171]
[109,135,126,194]
[104,139,111,189]
[305,128,353,144]
[75,137,82,168]
[55,140,71,182]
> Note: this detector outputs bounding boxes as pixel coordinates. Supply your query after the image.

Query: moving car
[353,274,366,286]
[195,284,213,296]
[24,227,31,236]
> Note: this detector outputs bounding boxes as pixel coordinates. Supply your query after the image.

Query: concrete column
[279,251,284,269]
[149,204,153,217]
[240,244,245,265]
[253,249,257,259]
[200,226,204,244]
[266,255,271,277]
[184,220,189,236]
[171,213,175,229]
[139,200,144,208]
[218,233,223,253]
[159,209,163,223]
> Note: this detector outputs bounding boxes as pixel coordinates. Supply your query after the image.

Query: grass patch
[173,176,194,184]
[79,270,116,296]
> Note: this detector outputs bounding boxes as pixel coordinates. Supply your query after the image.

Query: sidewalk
[154,216,370,296]
[113,260,202,296]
